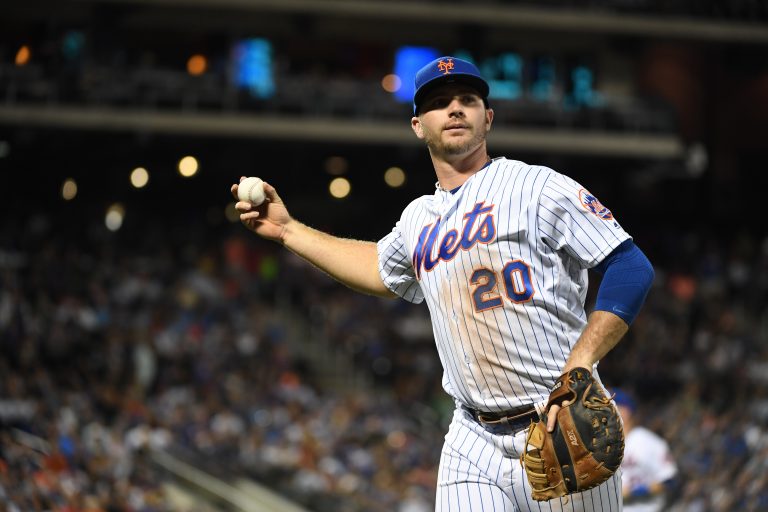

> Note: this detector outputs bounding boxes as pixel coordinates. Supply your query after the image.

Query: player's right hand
[231,177,293,243]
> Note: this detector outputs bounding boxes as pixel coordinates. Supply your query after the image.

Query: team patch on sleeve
[578,188,613,220]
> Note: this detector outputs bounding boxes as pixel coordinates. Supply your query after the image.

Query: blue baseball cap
[612,389,637,412]
[412,56,490,115]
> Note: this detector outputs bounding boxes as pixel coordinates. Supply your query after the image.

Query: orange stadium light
[324,156,348,175]
[15,45,30,66]
[187,54,207,76]
[381,73,402,93]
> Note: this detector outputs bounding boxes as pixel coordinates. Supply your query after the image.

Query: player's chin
[442,139,476,155]
[444,130,477,144]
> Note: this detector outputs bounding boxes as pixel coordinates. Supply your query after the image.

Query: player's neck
[432,145,491,191]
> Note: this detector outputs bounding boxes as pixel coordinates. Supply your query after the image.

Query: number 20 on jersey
[470,260,535,312]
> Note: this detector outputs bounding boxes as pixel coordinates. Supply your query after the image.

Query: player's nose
[447,100,465,117]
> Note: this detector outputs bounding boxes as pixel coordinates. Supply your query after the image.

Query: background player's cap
[612,389,637,412]
[413,56,490,115]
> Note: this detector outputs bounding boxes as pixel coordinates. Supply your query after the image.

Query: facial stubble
[423,121,489,158]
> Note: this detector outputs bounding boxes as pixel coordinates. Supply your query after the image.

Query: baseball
[238,177,266,206]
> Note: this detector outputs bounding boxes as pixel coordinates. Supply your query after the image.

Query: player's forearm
[564,310,628,371]
[281,220,396,298]
[624,481,668,500]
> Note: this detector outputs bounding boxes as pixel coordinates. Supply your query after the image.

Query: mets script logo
[412,202,496,279]
[578,188,613,220]
[438,58,454,75]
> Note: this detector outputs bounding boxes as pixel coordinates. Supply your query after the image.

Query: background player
[615,390,678,512]
[231,56,655,511]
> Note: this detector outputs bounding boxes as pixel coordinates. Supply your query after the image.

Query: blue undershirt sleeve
[592,239,654,325]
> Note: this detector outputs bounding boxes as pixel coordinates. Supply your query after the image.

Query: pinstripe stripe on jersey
[462,165,538,408]
[437,409,623,511]
[377,157,630,413]
[379,156,627,511]
[454,168,508,407]
[435,411,621,512]
[505,165,561,392]
[538,175,627,265]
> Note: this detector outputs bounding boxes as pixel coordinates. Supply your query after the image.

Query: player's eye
[423,93,478,111]
[427,97,450,109]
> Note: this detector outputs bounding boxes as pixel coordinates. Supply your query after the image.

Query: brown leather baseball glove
[520,367,624,501]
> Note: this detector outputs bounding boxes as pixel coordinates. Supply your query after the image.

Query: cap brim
[413,74,490,114]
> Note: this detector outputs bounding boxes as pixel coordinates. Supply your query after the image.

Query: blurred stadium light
[232,38,275,99]
[91,0,768,43]
[0,104,684,158]
[393,46,439,103]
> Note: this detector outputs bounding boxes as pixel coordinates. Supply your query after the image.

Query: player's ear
[411,116,425,139]
[485,108,494,130]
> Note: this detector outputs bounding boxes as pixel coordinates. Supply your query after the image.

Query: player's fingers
[546,405,559,432]
[546,400,571,432]
[263,182,281,204]
[235,201,253,212]
[240,211,260,222]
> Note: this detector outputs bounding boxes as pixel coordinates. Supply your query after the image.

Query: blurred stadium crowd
[2,1,768,510]
[2,212,768,511]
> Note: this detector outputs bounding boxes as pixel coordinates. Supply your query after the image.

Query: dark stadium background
[2,1,768,511]
[2,2,767,241]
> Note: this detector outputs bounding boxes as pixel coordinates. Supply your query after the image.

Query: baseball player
[232,56,655,511]
[614,390,678,512]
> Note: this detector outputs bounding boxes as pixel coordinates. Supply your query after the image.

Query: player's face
[411,85,494,158]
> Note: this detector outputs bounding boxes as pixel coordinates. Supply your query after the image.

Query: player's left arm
[547,239,654,431]
[626,478,676,500]
[566,239,654,369]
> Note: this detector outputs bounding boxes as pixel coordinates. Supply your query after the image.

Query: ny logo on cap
[437,58,454,75]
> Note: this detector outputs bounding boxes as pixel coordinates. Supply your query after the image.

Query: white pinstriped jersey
[378,157,630,413]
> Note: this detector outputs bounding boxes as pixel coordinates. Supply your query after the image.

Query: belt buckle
[476,412,506,425]
[476,406,535,426]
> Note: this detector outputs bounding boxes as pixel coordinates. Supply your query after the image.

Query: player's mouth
[444,123,470,132]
